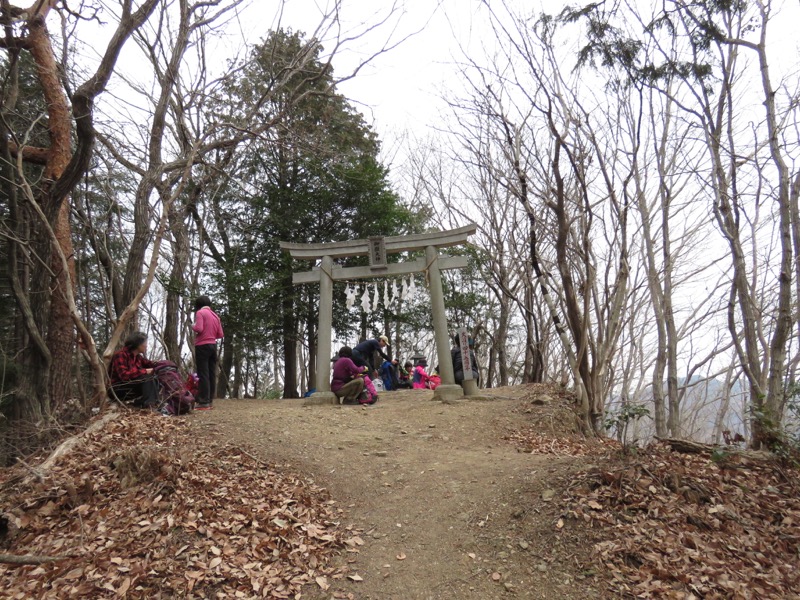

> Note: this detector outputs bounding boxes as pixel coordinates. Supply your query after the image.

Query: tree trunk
[46,201,77,409]
[487,336,497,388]
[712,362,737,445]
[231,345,243,399]
[282,273,298,398]
[496,296,510,386]
[216,338,232,399]
[272,342,281,395]
[359,311,368,342]
[27,13,76,412]
[164,205,189,363]
[753,24,794,425]
[636,148,668,438]
[663,193,679,437]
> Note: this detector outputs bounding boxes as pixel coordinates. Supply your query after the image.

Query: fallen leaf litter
[0,412,354,599]
[562,446,800,598]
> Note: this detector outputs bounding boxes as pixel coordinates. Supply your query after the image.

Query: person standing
[193,296,224,410]
[352,335,394,376]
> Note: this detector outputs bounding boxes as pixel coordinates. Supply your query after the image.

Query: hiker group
[329,333,480,405]
[108,292,480,411]
[108,296,223,415]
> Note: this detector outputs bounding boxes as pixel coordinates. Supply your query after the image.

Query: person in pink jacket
[412,358,431,390]
[192,296,224,409]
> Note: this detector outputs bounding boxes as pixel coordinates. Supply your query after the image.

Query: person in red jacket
[109,331,158,408]
[193,296,224,410]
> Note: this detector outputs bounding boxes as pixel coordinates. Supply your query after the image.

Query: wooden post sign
[458,327,473,381]
[280,225,477,405]
[457,327,479,396]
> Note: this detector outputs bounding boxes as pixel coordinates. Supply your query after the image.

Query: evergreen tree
[199,30,416,397]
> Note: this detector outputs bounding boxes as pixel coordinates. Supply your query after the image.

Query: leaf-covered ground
[3,386,800,599]
[563,448,800,599]
[503,389,800,599]
[0,412,350,599]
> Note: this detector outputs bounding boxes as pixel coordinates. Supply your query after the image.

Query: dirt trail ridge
[191,387,601,600]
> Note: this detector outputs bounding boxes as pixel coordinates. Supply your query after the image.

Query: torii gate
[280,224,477,405]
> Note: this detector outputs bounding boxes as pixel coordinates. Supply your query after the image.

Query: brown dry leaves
[562,446,800,598]
[504,428,620,457]
[0,413,348,599]
[502,384,618,457]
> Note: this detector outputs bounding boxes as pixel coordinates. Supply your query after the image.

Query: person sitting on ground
[452,335,480,385]
[428,364,442,390]
[109,331,159,408]
[412,358,431,390]
[397,361,414,389]
[352,335,395,377]
[380,359,401,391]
[331,346,366,405]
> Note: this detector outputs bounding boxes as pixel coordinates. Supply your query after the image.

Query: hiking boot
[195,403,213,411]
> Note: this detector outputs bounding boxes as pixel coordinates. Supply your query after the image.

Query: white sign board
[458,327,473,380]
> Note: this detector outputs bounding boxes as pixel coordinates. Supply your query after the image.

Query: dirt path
[190,389,602,600]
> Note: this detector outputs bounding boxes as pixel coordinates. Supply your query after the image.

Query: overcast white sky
[5,0,794,157]
[17,0,792,170]
[233,0,800,170]
[242,0,484,154]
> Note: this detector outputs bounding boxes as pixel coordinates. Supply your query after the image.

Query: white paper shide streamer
[361,285,371,313]
[408,277,417,301]
[353,277,418,313]
[372,284,380,312]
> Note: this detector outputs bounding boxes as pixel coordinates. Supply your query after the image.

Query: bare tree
[1,0,160,429]
[635,0,800,445]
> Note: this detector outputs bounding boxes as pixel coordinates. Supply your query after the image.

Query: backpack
[380,361,398,391]
[361,375,378,404]
[186,372,200,400]
[154,361,195,415]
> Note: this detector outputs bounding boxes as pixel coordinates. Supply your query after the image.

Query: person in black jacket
[451,335,480,385]
[353,335,395,376]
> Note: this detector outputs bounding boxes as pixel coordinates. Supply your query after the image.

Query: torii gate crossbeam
[280,225,476,405]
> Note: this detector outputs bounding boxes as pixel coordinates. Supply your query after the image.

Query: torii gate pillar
[312,255,338,405]
[425,245,464,403]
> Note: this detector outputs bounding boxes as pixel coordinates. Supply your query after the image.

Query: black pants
[196,343,217,405]
[112,378,159,408]
[455,370,479,386]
